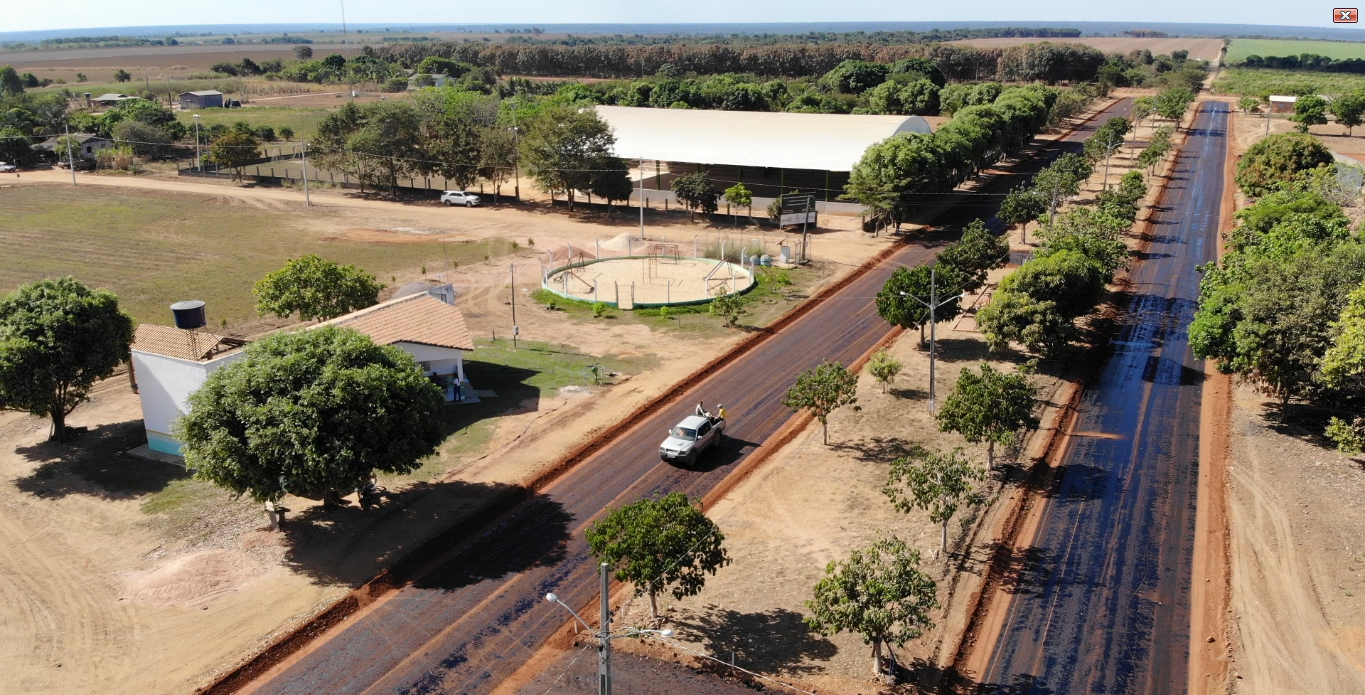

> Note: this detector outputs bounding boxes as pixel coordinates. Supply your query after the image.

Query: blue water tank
[171,300,207,330]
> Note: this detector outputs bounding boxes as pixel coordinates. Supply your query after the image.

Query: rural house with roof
[129,284,475,457]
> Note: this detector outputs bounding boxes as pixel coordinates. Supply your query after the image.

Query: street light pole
[510,262,518,350]
[598,563,613,695]
[543,570,674,695]
[901,266,964,415]
[638,156,645,242]
[63,124,76,185]
[301,140,311,206]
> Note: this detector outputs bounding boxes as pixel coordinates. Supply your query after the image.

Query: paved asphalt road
[244,100,1135,695]
[980,101,1229,693]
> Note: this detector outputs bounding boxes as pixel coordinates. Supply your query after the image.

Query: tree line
[362,39,1110,83]
[1191,131,1365,452]
[1241,53,1365,75]
[843,84,1060,226]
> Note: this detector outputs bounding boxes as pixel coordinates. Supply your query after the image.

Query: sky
[4,0,1354,33]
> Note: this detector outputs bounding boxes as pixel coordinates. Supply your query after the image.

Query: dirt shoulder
[1224,388,1365,693]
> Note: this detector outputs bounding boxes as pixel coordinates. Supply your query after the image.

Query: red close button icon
[1336,8,1359,22]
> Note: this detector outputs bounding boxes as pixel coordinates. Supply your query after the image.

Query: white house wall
[131,349,244,455]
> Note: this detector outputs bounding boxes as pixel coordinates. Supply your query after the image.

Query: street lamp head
[544,593,558,604]
[659,629,674,638]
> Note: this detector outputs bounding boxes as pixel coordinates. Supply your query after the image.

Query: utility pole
[638,156,645,241]
[598,563,613,695]
[301,141,311,206]
[902,266,964,415]
[510,262,518,350]
[543,564,672,695]
[63,124,76,185]
[193,114,201,171]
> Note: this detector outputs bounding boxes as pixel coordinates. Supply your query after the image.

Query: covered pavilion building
[595,105,933,212]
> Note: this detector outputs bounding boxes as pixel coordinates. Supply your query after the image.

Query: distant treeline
[1241,53,1365,74]
[364,41,1107,82]
[493,26,1083,49]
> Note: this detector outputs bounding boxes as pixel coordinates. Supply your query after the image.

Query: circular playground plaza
[544,242,757,308]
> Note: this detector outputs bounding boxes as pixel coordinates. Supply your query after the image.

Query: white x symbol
[1341,9,1357,20]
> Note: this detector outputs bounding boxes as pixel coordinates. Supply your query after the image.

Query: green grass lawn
[1212,67,1365,97]
[176,106,335,142]
[0,185,513,326]
[1227,38,1365,63]
[391,337,658,482]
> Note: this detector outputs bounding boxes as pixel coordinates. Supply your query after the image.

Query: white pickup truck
[659,415,725,466]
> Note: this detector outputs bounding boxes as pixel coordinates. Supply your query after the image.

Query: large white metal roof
[595,105,932,173]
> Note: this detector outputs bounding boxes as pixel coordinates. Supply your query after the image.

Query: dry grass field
[0,184,512,327]
[951,36,1225,62]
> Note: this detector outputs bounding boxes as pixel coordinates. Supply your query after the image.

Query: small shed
[31,133,112,160]
[179,90,225,110]
[1269,95,1298,113]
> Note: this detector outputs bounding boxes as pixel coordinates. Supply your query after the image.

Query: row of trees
[1191,132,1365,451]
[1241,53,1365,75]
[844,85,1058,226]
[299,88,636,206]
[975,111,1160,355]
[362,39,1107,84]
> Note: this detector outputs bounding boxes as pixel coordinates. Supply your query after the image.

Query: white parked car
[0,162,16,173]
[440,190,481,207]
[659,414,726,466]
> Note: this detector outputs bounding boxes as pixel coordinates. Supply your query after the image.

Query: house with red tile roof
[130,284,474,457]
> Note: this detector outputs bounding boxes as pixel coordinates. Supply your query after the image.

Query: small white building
[130,324,248,455]
[1269,95,1299,114]
[130,284,475,457]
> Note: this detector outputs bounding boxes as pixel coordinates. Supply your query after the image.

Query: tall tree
[0,278,134,441]
[521,104,618,210]
[935,362,1039,467]
[998,186,1047,240]
[937,219,1011,293]
[254,255,383,322]
[804,536,939,677]
[671,171,719,221]
[175,327,444,526]
[782,360,859,445]
[585,492,730,619]
[205,131,261,181]
[875,264,967,346]
[1291,95,1330,133]
[0,65,24,96]
[1331,90,1365,136]
[883,446,984,552]
[417,88,498,190]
